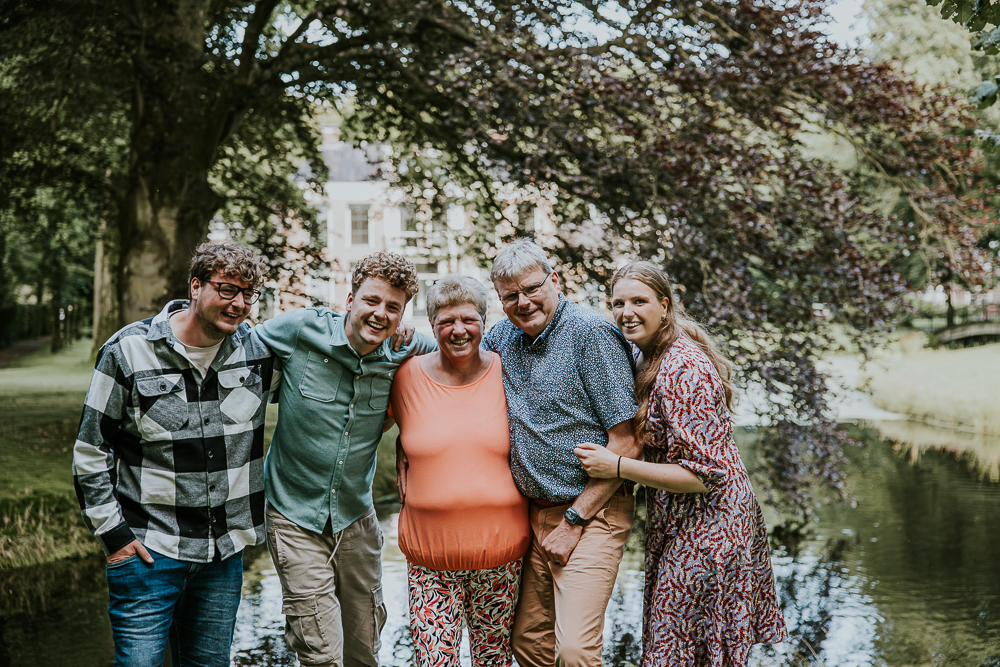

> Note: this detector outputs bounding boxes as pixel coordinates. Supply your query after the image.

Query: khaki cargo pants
[265,504,387,667]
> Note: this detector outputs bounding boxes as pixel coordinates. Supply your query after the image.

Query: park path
[0,337,51,369]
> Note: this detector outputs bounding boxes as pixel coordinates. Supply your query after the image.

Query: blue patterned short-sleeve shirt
[483,295,638,502]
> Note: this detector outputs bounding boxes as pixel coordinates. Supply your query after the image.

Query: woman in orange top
[389,275,530,667]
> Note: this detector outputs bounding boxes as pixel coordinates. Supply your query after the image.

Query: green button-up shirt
[255,308,436,534]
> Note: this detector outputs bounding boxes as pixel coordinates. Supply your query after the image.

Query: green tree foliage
[923,0,1000,106]
[0,1,328,347]
[863,0,999,325]
[0,0,989,513]
[347,0,990,512]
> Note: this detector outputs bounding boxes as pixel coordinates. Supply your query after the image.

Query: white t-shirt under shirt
[169,314,222,378]
[168,313,223,557]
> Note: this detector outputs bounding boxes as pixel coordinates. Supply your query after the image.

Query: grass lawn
[865,336,1000,435]
[0,342,99,569]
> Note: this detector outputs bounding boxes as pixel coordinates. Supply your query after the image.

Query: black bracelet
[617,456,622,478]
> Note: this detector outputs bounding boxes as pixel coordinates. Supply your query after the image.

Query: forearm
[572,420,641,519]
[619,458,708,493]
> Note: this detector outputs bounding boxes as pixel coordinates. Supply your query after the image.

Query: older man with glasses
[73,242,280,667]
[483,238,642,667]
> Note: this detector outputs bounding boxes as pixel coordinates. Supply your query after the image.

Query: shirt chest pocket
[367,372,393,410]
[218,368,263,424]
[298,352,344,403]
[135,375,188,437]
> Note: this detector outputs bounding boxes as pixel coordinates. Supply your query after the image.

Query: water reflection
[2,422,1000,666]
[874,418,1000,482]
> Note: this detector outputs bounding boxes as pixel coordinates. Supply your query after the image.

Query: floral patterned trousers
[407,559,523,667]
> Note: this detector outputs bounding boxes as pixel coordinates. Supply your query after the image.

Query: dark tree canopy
[0,0,990,515]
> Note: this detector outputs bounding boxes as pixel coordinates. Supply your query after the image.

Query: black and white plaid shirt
[72,300,280,562]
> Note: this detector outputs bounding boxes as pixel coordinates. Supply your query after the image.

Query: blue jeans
[106,549,244,667]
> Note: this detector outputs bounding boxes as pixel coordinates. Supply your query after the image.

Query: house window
[351,205,370,246]
[400,205,418,232]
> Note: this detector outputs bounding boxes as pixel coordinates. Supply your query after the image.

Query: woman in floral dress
[575,261,787,666]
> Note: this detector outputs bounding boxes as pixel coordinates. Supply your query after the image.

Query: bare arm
[574,442,707,493]
[395,434,408,504]
[540,419,642,566]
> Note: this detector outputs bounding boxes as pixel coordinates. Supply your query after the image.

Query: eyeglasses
[206,280,261,304]
[498,273,551,306]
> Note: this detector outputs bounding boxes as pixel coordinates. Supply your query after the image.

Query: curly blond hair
[351,252,419,299]
[189,242,265,289]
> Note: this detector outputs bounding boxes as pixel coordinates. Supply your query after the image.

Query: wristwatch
[564,507,590,527]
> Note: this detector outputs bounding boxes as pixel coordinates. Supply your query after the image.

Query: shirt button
[331,489,336,494]
[204,417,210,425]
[338,461,343,465]
[355,374,360,380]
[209,485,216,492]
[159,383,167,390]
[324,358,329,363]
[208,451,214,458]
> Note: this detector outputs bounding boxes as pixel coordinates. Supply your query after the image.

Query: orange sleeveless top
[388,353,529,571]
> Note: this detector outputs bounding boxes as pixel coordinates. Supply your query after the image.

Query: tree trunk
[946,289,955,328]
[91,218,121,353]
[98,0,237,326]
[50,295,63,353]
[116,171,221,324]
[0,228,7,306]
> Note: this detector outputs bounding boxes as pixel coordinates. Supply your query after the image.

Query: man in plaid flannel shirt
[72,242,279,667]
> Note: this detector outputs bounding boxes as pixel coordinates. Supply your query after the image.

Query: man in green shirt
[255,252,436,667]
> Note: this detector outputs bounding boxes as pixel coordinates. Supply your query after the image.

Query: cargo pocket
[282,594,329,657]
[371,584,386,653]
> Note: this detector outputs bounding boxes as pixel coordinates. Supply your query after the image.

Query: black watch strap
[564,506,590,526]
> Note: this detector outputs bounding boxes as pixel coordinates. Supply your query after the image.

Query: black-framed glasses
[206,280,261,304]
[499,273,551,306]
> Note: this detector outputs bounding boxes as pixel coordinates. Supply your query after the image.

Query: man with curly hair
[73,242,280,667]
[255,251,436,667]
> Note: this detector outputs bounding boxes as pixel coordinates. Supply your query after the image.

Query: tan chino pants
[512,490,635,667]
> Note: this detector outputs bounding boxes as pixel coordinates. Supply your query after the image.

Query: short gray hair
[490,238,553,285]
[426,275,490,324]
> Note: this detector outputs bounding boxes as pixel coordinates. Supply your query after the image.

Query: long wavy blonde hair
[610,261,736,440]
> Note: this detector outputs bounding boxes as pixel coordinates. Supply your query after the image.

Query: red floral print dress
[641,336,787,666]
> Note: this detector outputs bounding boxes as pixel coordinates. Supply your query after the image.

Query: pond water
[2,422,999,667]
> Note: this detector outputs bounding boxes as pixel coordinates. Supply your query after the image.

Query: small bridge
[933,321,1000,346]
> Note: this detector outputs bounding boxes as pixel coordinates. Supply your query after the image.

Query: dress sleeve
[653,360,730,491]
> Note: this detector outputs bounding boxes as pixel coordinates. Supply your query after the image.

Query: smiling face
[431,302,485,365]
[344,277,409,355]
[611,277,670,355]
[190,271,253,341]
[494,268,561,340]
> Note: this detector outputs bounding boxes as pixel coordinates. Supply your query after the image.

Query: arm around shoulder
[253,308,308,360]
